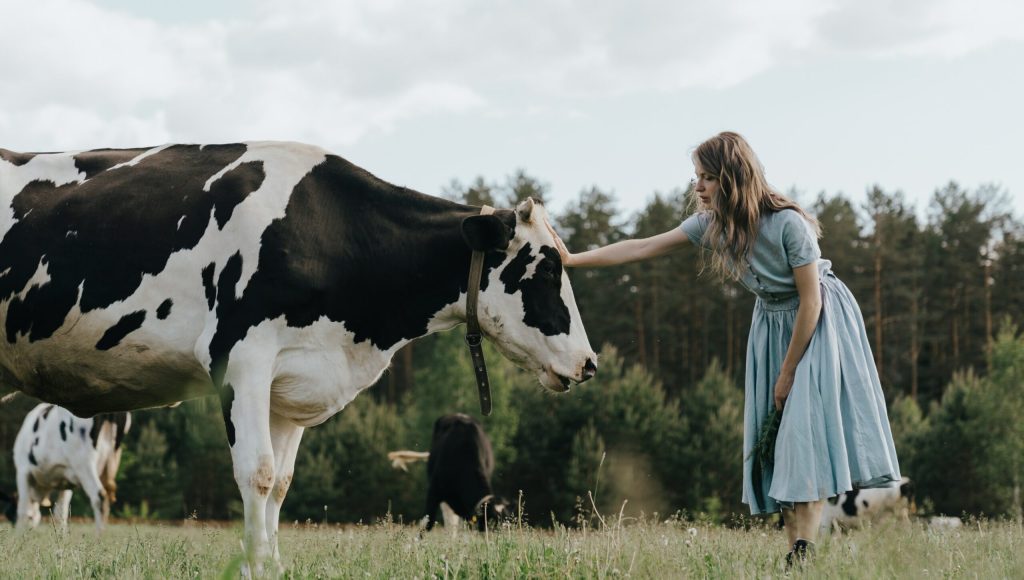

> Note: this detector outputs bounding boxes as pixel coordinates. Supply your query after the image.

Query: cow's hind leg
[218,348,276,573]
[265,411,304,566]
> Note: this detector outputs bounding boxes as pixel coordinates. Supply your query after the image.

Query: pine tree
[117,421,183,519]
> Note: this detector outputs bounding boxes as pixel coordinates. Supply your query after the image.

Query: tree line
[0,172,1020,524]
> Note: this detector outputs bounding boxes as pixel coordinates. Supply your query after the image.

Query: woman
[555,132,900,563]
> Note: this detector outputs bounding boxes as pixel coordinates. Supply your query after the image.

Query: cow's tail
[387,450,430,472]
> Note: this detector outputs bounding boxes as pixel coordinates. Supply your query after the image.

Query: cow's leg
[52,490,73,532]
[100,448,122,517]
[423,486,441,531]
[218,352,276,572]
[265,411,304,565]
[15,473,40,530]
[440,502,461,535]
[79,468,108,533]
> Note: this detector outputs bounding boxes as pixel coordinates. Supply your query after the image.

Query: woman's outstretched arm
[773,262,823,410]
[554,228,691,268]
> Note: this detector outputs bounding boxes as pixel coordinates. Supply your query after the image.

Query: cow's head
[461,198,596,392]
[474,495,516,531]
[899,477,916,515]
[0,490,16,524]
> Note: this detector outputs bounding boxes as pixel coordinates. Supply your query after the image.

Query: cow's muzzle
[580,358,597,382]
[542,357,597,392]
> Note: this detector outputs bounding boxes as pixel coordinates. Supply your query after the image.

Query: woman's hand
[552,227,688,268]
[551,229,575,267]
[773,369,795,410]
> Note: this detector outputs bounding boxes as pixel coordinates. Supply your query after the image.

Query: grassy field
[0,516,1021,578]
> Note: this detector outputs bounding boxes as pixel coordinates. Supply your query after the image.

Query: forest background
[2,173,1022,525]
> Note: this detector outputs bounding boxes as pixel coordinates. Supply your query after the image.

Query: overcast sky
[2,0,1021,224]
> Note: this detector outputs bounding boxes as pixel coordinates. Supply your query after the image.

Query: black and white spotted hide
[0,142,595,568]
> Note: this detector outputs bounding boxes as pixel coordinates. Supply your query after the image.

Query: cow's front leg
[79,459,109,533]
[423,486,441,532]
[218,353,276,573]
[52,490,73,532]
[265,412,304,566]
[15,472,41,530]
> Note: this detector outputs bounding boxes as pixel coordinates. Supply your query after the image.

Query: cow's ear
[517,197,535,223]
[461,214,512,252]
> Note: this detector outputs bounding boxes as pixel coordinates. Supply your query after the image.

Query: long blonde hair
[691,131,820,281]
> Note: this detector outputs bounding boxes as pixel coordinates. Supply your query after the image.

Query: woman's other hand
[773,369,795,410]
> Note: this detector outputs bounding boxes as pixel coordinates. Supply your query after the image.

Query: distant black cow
[389,413,512,531]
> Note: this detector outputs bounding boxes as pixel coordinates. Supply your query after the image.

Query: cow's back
[14,404,88,488]
[0,143,330,413]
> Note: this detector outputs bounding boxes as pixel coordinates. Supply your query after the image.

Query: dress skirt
[742,271,901,514]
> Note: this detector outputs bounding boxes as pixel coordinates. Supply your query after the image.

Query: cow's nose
[580,358,597,382]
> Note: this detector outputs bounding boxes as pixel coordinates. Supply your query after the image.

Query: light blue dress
[681,209,901,514]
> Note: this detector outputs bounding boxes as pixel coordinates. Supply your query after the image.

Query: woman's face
[693,162,720,207]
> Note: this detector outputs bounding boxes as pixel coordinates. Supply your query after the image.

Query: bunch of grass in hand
[749,407,783,471]
[748,407,782,507]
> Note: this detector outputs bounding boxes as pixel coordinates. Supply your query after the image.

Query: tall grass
[0,517,1021,578]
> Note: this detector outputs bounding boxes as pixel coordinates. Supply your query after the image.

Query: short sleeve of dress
[680,212,711,248]
[781,211,821,268]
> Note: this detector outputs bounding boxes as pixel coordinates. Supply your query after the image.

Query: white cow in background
[821,477,915,532]
[12,403,131,532]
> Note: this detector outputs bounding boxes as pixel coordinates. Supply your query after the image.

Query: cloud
[814,0,1024,57]
[0,0,486,148]
[1,0,1020,150]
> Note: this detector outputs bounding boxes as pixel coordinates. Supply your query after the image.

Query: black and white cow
[820,477,915,531]
[0,143,595,567]
[389,413,512,531]
[12,403,130,532]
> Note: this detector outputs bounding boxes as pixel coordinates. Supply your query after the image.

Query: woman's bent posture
[556,131,901,564]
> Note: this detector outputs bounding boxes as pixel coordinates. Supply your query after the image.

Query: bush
[117,421,183,519]
[909,323,1024,517]
[505,345,740,524]
[286,397,422,524]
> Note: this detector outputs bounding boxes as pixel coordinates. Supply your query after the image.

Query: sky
[1,0,1022,224]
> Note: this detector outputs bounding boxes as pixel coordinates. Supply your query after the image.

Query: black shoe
[785,538,814,570]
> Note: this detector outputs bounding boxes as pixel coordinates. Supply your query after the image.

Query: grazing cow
[928,516,963,530]
[390,413,512,531]
[12,403,130,532]
[0,143,595,568]
[820,477,915,531]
